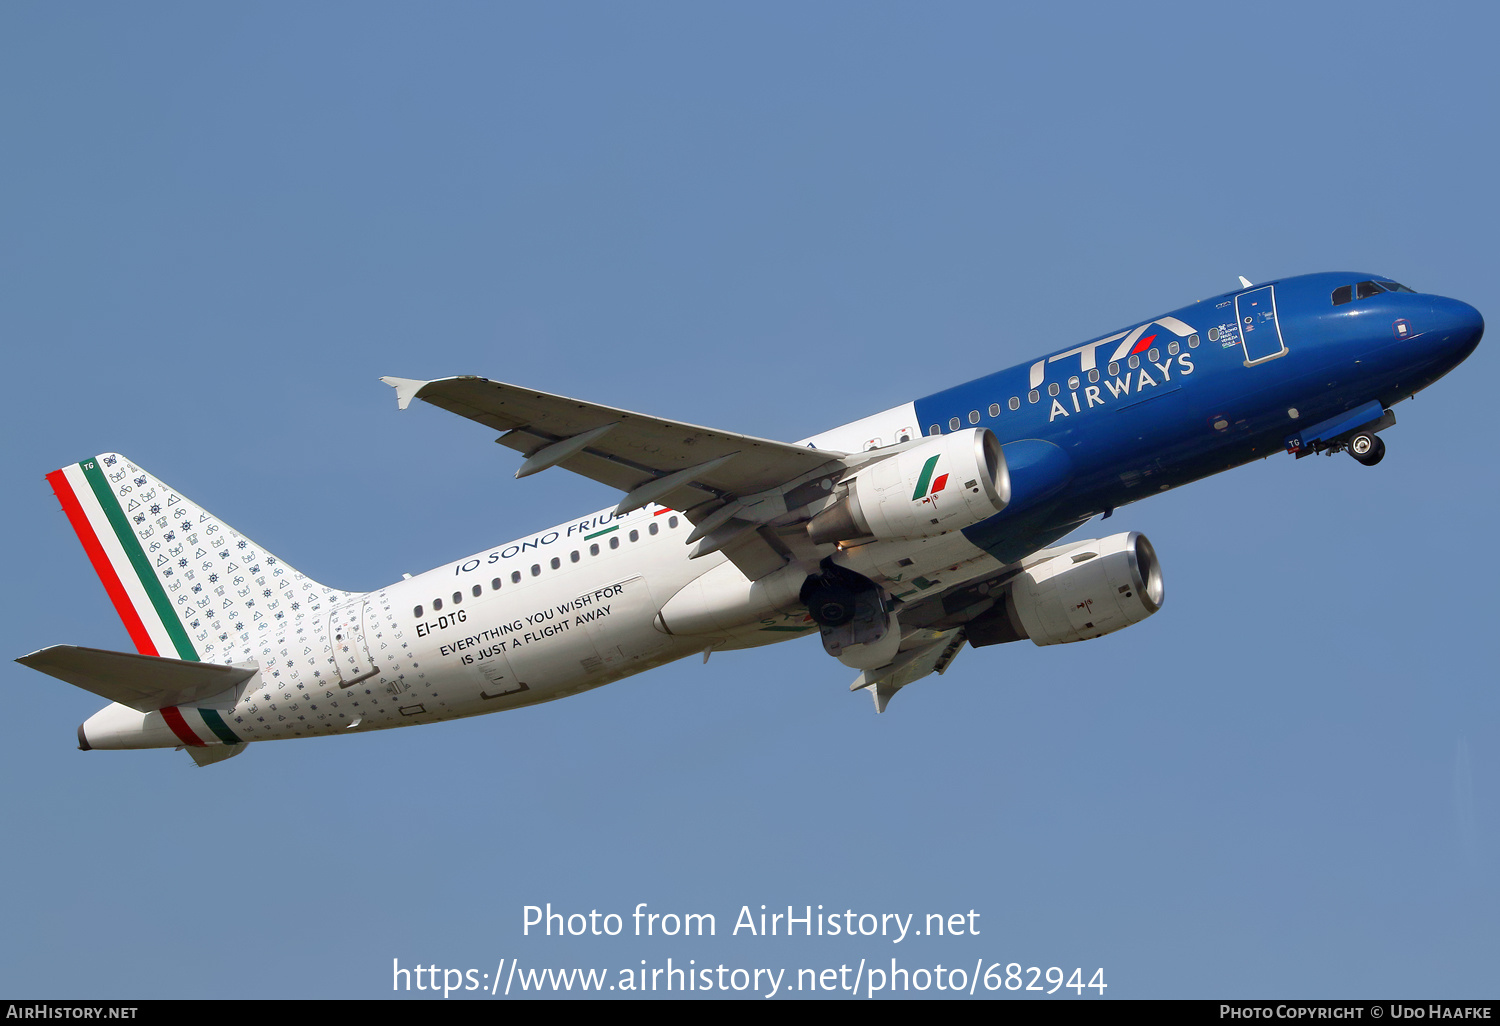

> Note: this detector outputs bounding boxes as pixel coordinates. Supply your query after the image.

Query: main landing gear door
[329,602,379,686]
[1235,285,1288,366]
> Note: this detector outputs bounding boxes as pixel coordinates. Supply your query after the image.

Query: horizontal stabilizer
[17,645,256,713]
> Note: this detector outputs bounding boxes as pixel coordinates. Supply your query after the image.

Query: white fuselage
[87,401,1002,749]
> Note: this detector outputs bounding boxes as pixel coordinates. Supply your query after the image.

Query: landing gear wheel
[800,559,879,628]
[1348,432,1385,466]
[805,584,857,627]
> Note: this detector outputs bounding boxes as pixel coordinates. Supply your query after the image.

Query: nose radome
[1431,296,1484,353]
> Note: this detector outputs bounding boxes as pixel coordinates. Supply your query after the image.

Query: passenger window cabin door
[1234,285,1288,366]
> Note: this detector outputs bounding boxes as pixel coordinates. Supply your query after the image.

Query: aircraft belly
[838,529,1002,604]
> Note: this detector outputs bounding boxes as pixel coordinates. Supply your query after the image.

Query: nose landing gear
[1348,431,1386,466]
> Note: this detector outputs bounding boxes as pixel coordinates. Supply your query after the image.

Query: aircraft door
[328,602,379,686]
[1235,285,1288,365]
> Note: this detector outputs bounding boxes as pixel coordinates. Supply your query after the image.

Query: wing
[18,645,257,712]
[383,375,848,578]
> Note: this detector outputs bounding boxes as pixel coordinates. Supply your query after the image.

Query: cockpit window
[1335,280,1413,306]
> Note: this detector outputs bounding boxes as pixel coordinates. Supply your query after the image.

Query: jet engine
[807,428,1008,545]
[969,532,1163,647]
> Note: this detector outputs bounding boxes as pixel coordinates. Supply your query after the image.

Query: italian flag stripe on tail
[48,459,200,661]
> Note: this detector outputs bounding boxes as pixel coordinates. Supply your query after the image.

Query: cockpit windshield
[1332,279,1417,306]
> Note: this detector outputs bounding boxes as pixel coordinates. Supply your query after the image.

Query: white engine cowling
[1005,532,1163,646]
[807,428,1008,545]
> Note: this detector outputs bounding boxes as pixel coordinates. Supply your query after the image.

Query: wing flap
[850,629,968,712]
[17,645,256,713]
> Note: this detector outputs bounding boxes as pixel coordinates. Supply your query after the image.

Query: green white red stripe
[47,457,200,661]
[160,705,242,747]
[47,465,158,656]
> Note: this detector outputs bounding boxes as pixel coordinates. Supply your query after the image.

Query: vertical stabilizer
[46,454,353,665]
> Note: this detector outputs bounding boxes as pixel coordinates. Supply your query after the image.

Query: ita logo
[910,456,949,506]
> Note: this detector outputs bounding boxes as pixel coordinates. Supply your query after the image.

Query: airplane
[17,271,1483,766]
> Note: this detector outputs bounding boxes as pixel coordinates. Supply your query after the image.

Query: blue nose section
[1431,296,1484,359]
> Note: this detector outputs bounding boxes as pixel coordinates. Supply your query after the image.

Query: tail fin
[47,453,353,665]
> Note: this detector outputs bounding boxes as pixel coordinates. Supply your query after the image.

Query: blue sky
[2,2,1495,999]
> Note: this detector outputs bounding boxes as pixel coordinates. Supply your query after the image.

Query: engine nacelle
[807,428,1008,545]
[970,532,1163,647]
